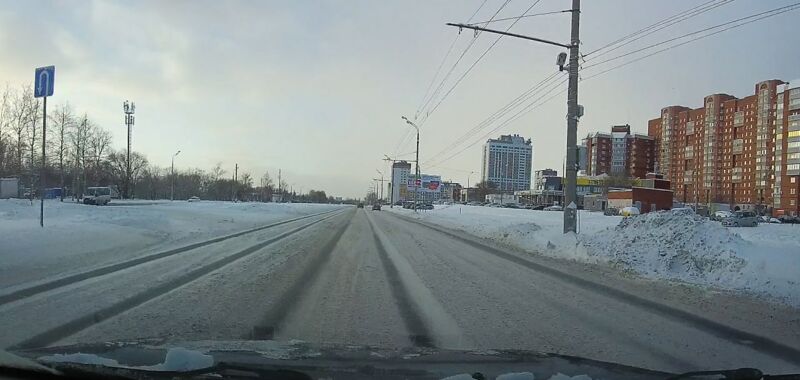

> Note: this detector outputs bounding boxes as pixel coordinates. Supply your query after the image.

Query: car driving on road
[82,187,111,205]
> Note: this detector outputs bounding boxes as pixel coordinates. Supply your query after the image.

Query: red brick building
[584,124,655,178]
[648,79,800,216]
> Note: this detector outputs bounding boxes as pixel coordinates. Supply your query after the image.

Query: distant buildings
[647,78,800,216]
[481,134,533,192]
[390,161,412,203]
[584,124,655,178]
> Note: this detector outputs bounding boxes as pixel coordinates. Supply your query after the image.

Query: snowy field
[0,198,344,289]
[388,205,800,307]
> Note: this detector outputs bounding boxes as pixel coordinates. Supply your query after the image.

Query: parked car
[372,204,381,211]
[357,203,364,208]
[188,196,201,202]
[503,203,520,209]
[722,211,758,227]
[543,205,563,211]
[530,205,546,211]
[711,210,732,221]
[402,201,415,209]
[768,217,781,224]
[82,187,111,205]
[778,215,799,224]
[620,206,641,217]
[603,207,619,216]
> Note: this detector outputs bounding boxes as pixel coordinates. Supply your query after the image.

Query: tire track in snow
[365,211,472,350]
[10,210,349,350]
[385,211,800,367]
[0,208,343,307]
[249,210,354,340]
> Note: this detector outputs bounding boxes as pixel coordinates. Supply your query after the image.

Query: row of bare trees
[0,83,334,202]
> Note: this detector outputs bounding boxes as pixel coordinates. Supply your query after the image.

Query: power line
[416,0,512,122]
[467,9,571,25]
[427,76,568,168]
[423,71,563,165]
[581,2,800,75]
[583,0,723,57]
[418,0,545,127]
[584,0,735,62]
[413,0,490,121]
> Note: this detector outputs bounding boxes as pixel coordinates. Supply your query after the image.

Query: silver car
[722,211,758,227]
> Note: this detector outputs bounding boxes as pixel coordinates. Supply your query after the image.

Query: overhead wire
[580,1,800,76]
[418,0,545,127]
[416,0,512,123]
[427,75,568,168]
[582,0,722,57]
[583,0,735,62]
[422,70,563,165]
[467,9,571,25]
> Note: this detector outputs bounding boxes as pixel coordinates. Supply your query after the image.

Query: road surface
[1,206,798,374]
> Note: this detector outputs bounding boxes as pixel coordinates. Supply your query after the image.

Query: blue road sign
[34,66,55,98]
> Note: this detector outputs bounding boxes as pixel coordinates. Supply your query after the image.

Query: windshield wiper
[666,367,800,380]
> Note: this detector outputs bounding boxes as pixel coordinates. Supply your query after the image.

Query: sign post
[35,65,55,227]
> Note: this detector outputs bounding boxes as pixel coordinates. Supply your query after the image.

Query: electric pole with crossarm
[447,0,581,233]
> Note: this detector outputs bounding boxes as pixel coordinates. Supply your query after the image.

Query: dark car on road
[357,203,364,208]
[372,204,381,211]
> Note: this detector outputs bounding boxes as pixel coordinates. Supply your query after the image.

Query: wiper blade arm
[666,367,800,380]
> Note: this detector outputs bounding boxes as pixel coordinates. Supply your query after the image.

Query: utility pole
[171,150,181,201]
[447,0,580,232]
[401,116,420,212]
[233,163,238,202]
[466,171,475,203]
[278,169,282,202]
[123,101,135,199]
[375,169,386,203]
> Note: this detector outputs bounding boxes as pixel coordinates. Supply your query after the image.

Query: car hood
[7,339,673,380]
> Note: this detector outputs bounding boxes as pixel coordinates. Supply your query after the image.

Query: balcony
[732,139,744,154]
[732,167,743,183]
[733,111,744,127]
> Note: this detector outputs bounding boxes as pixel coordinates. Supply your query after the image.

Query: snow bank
[389,205,800,306]
[0,199,343,290]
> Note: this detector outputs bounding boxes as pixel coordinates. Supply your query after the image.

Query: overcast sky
[1,0,798,198]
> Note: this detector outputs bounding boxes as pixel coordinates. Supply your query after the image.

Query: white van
[83,187,112,205]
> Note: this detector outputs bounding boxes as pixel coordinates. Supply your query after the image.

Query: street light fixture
[401,116,420,212]
[466,170,475,203]
[376,169,385,203]
[171,150,181,201]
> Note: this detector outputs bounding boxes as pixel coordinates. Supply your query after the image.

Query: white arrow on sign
[37,69,50,97]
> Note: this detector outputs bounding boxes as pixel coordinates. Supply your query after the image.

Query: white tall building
[481,134,533,192]
[390,161,412,203]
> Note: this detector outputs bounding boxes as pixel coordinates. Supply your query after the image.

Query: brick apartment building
[584,124,655,178]
[648,79,800,216]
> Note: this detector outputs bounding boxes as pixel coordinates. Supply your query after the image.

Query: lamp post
[171,150,181,201]
[466,171,475,203]
[375,169,385,203]
[401,116,420,212]
[123,100,135,199]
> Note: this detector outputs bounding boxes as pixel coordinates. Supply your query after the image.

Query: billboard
[407,175,441,193]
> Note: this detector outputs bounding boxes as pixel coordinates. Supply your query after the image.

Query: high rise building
[390,160,412,203]
[481,134,533,192]
[584,124,655,178]
[648,79,800,216]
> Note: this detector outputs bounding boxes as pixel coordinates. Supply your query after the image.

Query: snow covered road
[1,206,799,374]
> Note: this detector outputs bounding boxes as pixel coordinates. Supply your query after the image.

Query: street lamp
[466,171,475,203]
[376,169,385,203]
[171,150,181,201]
[401,116,420,212]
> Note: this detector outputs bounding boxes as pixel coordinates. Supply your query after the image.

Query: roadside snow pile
[583,209,748,283]
[390,206,800,306]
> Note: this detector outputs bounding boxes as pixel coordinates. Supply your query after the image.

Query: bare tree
[88,127,112,184]
[0,85,12,176]
[9,86,29,177]
[49,103,75,200]
[70,113,92,198]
